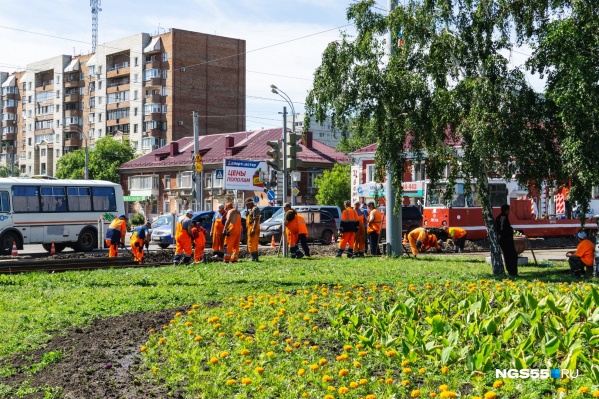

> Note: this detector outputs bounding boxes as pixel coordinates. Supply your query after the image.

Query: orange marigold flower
[218,332,225,337]
[401,360,410,367]
[440,392,457,399]
[298,368,306,376]
[158,338,166,345]
[336,353,349,361]
[185,321,193,327]
[220,351,229,358]
[386,350,397,357]
[418,367,426,374]
[493,380,503,389]
[149,328,155,333]
[241,377,252,385]
[209,357,218,364]
[193,336,203,342]
[226,379,236,385]
[366,395,376,399]
[482,392,496,399]
[259,325,267,331]
[439,385,449,392]
[385,378,394,384]
[322,375,333,383]
[358,351,368,357]
[375,344,382,349]
[360,378,368,385]
[349,381,359,389]
[273,330,280,336]
[429,394,438,398]
[285,346,293,353]
[343,344,353,351]
[441,366,449,374]
[266,351,274,357]
[175,312,182,317]
[401,379,410,386]
[140,346,147,352]
[411,390,421,398]
[578,387,590,394]
[353,361,362,368]
[403,367,412,374]
[339,369,349,377]
[311,345,319,350]
[338,386,349,394]
[310,364,319,371]
[241,349,250,355]
[324,396,334,399]
[319,358,328,366]
[293,342,301,348]
[192,304,200,309]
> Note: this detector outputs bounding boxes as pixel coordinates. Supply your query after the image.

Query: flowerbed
[142,279,599,398]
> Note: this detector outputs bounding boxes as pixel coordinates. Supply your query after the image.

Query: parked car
[259,207,337,245]
[151,211,214,249]
[150,214,173,234]
[378,205,423,241]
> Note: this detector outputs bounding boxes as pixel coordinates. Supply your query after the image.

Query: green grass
[0,256,578,358]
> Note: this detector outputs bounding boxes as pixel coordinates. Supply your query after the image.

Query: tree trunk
[477,173,505,275]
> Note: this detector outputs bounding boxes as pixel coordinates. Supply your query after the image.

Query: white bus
[0,178,125,254]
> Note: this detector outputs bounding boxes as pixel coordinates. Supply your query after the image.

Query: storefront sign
[223,159,268,191]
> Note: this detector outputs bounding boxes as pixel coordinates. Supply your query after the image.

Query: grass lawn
[0,255,597,398]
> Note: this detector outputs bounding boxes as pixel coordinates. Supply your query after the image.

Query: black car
[259,208,337,245]
[379,205,423,241]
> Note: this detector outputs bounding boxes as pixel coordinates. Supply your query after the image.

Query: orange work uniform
[337,207,359,257]
[105,218,127,257]
[367,208,383,255]
[174,216,193,264]
[353,208,366,256]
[296,213,310,257]
[130,224,150,264]
[223,210,242,263]
[421,234,441,252]
[285,209,303,258]
[191,225,207,263]
[407,227,428,255]
[211,212,225,257]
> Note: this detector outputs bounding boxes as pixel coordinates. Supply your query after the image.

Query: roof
[351,143,377,154]
[64,59,80,73]
[144,37,162,53]
[1,75,16,87]
[86,54,97,67]
[120,128,349,169]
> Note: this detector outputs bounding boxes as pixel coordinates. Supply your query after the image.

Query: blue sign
[215,169,224,179]
[267,190,276,201]
[357,186,364,195]
[254,196,260,204]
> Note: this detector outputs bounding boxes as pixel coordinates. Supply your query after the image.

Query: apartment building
[287,113,344,149]
[0,28,245,176]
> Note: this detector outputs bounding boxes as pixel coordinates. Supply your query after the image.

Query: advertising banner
[223,159,268,190]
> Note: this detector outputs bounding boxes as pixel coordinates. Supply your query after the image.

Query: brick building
[0,28,245,176]
[119,128,349,219]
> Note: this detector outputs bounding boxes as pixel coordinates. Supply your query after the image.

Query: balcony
[64,124,81,132]
[1,120,15,127]
[35,83,54,92]
[106,118,130,127]
[2,105,15,113]
[106,66,130,79]
[145,93,162,103]
[144,128,162,138]
[65,109,79,117]
[144,112,162,121]
[144,77,162,87]
[1,92,15,100]
[64,93,79,102]
[145,60,161,69]
[35,114,54,121]
[35,127,53,134]
[2,133,16,141]
[63,79,80,88]
[64,137,82,147]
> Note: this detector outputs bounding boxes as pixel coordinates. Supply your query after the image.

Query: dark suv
[379,205,423,241]
[259,208,337,245]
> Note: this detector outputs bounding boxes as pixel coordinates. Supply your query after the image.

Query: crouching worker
[105,214,128,257]
[421,233,442,253]
[174,210,194,265]
[566,231,595,278]
[191,221,207,263]
[284,203,304,259]
[407,227,429,255]
[130,221,151,264]
[445,226,467,253]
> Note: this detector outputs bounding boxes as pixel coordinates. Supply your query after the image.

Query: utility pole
[193,111,202,211]
[282,107,288,257]
[386,0,402,256]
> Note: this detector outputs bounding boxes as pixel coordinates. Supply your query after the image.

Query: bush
[130,213,145,226]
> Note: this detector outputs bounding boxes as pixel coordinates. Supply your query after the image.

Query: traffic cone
[11,241,18,256]
[330,232,335,245]
[270,235,276,248]
[402,234,408,244]
[50,241,56,255]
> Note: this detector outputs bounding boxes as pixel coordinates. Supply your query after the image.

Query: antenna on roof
[90,0,102,53]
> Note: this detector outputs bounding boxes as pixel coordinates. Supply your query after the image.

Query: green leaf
[544,337,560,356]
[441,346,453,365]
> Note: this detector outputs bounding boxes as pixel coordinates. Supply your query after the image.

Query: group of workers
[335,201,384,258]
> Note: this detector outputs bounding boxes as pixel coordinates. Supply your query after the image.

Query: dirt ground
[0,237,578,398]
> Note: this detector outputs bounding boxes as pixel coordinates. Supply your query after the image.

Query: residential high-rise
[0,28,246,176]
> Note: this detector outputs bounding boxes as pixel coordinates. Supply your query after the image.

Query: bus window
[489,184,507,207]
[13,186,40,213]
[67,187,92,211]
[91,187,117,211]
[41,187,66,212]
[0,191,9,213]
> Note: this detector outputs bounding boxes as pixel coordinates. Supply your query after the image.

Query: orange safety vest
[367,209,383,234]
[448,227,467,240]
[297,214,308,236]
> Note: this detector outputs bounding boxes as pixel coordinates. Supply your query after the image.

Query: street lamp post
[271,85,297,206]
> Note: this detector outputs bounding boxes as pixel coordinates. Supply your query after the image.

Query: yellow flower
[403,367,412,374]
[194,336,203,342]
[429,394,437,398]
[226,379,236,385]
[175,312,182,317]
[322,375,333,383]
[350,381,359,389]
[356,343,363,349]
[185,321,192,327]
[328,385,336,392]
[439,385,449,392]
[441,366,449,374]
[418,367,426,374]
[353,361,362,368]
[386,350,397,357]
[312,326,319,331]
[359,378,368,385]
[255,366,264,374]
[324,396,334,399]
[401,360,410,367]
[319,358,328,366]
[339,369,349,377]
[440,392,457,399]
[241,349,250,355]
[259,325,267,330]
[241,377,252,385]
[493,380,503,389]
[411,390,421,398]
[140,346,147,352]
[209,357,219,364]
[366,395,376,399]
[358,351,368,357]
[385,378,394,385]
[483,392,496,399]
[339,386,349,394]
[311,345,319,350]
[593,390,599,397]
[298,368,306,376]
[336,353,349,361]
[245,359,252,364]
[158,338,166,345]
[191,304,200,309]
[310,364,319,371]
[218,332,226,337]
[579,387,590,394]
[293,341,301,348]
[401,379,410,386]
[152,366,158,373]
[220,351,229,358]
[266,351,274,357]
[374,344,382,349]
[285,346,293,353]
[344,344,353,351]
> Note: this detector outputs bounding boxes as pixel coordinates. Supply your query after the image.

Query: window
[161,105,167,114]
[308,172,320,188]
[67,187,92,211]
[131,141,138,149]
[98,96,102,105]
[133,90,138,100]
[0,191,9,213]
[12,186,40,212]
[414,163,426,181]
[107,91,130,104]
[164,200,170,214]
[162,87,168,97]
[40,149,46,157]
[143,69,160,81]
[98,81,102,90]
[134,108,138,116]
[22,82,26,91]
[98,113,102,122]
[144,103,161,115]
[91,187,116,211]
[162,70,167,79]
[28,82,31,90]
[164,175,171,189]
[204,173,212,188]
[129,175,158,190]
[161,121,167,131]
[134,124,138,133]
[213,173,223,188]
[41,186,66,212]
[107,108,130,120]
[366,164,375,183]
[133,73,138,83]
[162,52,168,62]
[134,57,139,67]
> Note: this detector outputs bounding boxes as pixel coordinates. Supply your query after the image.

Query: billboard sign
[223,159,268,190]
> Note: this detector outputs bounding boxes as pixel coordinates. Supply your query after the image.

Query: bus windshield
[425,182,506,208]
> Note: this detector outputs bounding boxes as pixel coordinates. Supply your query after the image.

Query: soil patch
[0,309,184,399]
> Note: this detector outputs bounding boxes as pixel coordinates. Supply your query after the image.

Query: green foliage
[306,0,563,274]
[130,213,146,226]
[55,137,135,182]
[314,163,351,207]
[0,166,18,178]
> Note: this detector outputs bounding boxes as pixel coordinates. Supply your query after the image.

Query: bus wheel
[42,243,67,253]
[0,233,18,255]
[73,228,98,252]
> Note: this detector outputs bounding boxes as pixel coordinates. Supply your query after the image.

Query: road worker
[367,202,383,255]
[444,226,467,253]
[297,212,310,257]
[337,200,359,258]
[105,214,127,258]
[245,198,261,261]
[283,203,303,258]
[407,227,429,255]
[222,202,242,263]
[191,221,207,263]
[421,233,442,253]
[353,201,366,257]
[210,204,226,261]
[173,210,194,265]
[130,221,151,264]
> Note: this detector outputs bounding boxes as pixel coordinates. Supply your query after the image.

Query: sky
[0,0,359,131]
[0,0,543,132]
